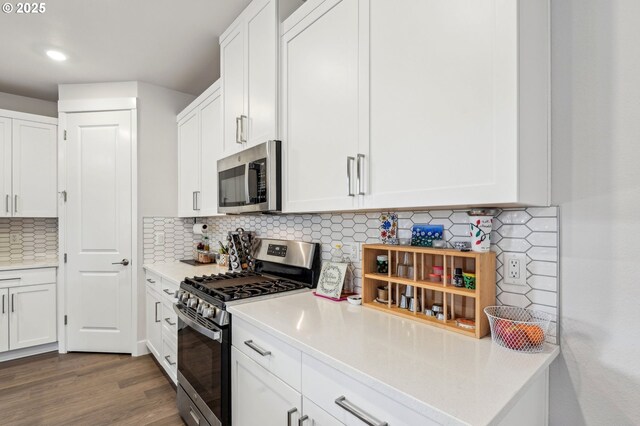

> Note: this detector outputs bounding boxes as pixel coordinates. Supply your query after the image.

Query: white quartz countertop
[0,259,58,271]
[143,261,227,284]
[228,292,560,426]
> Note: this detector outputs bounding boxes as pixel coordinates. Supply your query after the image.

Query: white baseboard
[0,342,59,363]
[133,340,150,357]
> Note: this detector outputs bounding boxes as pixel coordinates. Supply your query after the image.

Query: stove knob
[203,306,214,319]
[197,303,205,314]
[187,298,199,308]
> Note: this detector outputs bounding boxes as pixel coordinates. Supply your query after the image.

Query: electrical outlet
[331,242,358,262]
[9,233,20,244]
[503,253,527,285]
[154,232,165,246]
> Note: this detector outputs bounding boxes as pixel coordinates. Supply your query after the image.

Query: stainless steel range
[173,239,321,426]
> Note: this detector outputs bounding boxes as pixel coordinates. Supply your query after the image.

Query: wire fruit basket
[484,306,552,353]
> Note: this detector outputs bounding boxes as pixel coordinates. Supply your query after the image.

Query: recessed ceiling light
[46,50,67,61]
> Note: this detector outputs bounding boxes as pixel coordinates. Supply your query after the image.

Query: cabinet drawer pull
[146,278,156,284]
[2,294,4,314]
[240,115,247,143]
[163,289,174,296]
[14,195,18,213]
[236,116,242,144]
[298,415,308,426]
[189,407,201,425]
[155,302,160,323]
[164,355,176,366]
[357,153,366,195]
[244,339,271,356]
[5,194,8,213]
[164,317,176,326]
[335,396,387,426]
[11,294,14,313]
[287,408,297,426]
[347,156,355,196]
[0,277,20,282]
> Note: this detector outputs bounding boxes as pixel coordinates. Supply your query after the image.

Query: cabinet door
[177,109,200,217]
[145,287,162,359]
[232,347,302,426]
[199,89,222,216]
[245,0,278,146]
[365,0,520,209]
[9,284,56,350]
[303,397,343,426]
[221,23,246,156]
[0,289,8,352]
[0,117,10,218]
[12,119,57,217]
[281,0,367,213]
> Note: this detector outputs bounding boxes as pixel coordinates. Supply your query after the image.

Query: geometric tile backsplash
[0,218,59,262]
[143,207,559,343]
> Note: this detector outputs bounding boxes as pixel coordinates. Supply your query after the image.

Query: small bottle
[453,268,464,288]
[203,236,210,252]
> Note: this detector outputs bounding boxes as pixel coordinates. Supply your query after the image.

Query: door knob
[112,259,130,266]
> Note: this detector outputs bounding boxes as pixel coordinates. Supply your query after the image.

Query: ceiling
[0,0,252,101]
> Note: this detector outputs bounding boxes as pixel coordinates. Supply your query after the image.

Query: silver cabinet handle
[11,294,14,313]
[112,259,129,266]
[287,408,297,426]
[357,153,366,195]
[189,407,201,425]
[146,278,156,284]
[4,194,8,213]
[192,191,197,211]
[195,191,201,211]
[155,302,160,323]
[347,156,355,196]
[335,396,387,426]
[244,339,271,356]
[14,195,17,213]
[164,355,176,366]
[163,289,174,295]
[236,116,242,144]
[240,115,247,143]
[298,415,309,426]
[164,317,176,326]
[2,294,4,314]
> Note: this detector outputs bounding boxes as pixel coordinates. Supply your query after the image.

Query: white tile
[449,224,469,237]
[429,218,452,228]
[526,232,557,247]
[429,210,453,218]
[527,261,557,277]
[449,212,469,224]
[497,282,531,295]
[529,304,557,318]
[527,247,558,262]
[497,238,531,253]
[498,210,531,225]
[497,292,530,308]
[526,289,557,307]
[411,212,432,223]
[528,276,557,292]
[527,218,557,232]
[498,225,531,238]
[526,207,558,217]
[398,219,413,229]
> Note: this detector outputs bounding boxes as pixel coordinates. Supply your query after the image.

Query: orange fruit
[521,324,545,346]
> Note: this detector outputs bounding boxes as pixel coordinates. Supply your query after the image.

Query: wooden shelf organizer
[362,244,496,338]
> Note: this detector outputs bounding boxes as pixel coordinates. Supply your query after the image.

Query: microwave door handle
[244,163,251,205]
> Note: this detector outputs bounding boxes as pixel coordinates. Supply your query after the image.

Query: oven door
[217,140,280,214]
[174,304,230,426]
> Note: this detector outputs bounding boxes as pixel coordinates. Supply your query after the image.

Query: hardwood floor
[0,351,184,426]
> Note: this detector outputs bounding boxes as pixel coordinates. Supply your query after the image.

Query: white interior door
[65,110,133,353]
[9,284,57,350]
[199,89,222,216]
[0,117,11,218]
[12,119,57,217]
[0,288,8,352]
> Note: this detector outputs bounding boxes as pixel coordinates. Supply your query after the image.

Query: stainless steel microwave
[217,140,281,214]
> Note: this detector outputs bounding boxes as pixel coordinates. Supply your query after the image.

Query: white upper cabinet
[0,111,57,218]
[281,0,368,213]
[281,0,550,212]
[177,81,222,217]
[220,0,303,157]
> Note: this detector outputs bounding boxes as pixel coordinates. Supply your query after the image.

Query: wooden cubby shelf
[362,244,496,338]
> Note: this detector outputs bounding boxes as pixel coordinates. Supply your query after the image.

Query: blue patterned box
[411,224,444,247]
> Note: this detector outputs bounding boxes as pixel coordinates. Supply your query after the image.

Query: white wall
[0,91,57,117]
[551,1,640,424]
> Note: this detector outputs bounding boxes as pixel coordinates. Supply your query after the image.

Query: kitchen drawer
[0,268,56,289]
[162,338,178,382]
[160,278,179,303]
[144,270,161,292]
[232,316,302,391]
[302,354,438,426]
[161,299,178,342]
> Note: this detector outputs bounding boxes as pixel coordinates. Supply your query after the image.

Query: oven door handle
[173,304,223,343]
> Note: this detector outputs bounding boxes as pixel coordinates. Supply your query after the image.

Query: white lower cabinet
[144,269,178,383]
[232,347,302,426]
[8,284,57,350]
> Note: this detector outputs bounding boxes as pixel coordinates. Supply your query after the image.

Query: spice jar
[453,268,464,287]
[376,255,388,274]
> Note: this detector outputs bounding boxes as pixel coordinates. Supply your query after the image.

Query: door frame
[57,98,139,355]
